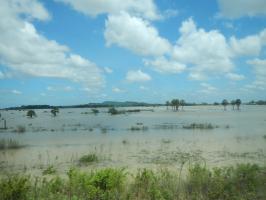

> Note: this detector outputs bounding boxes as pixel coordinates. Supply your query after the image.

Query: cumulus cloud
[144,57,186,74]
[104,12,171,56]
[56,0,160,20]
[173,18,234,80]
[217,0,266,19]
[0,0,104,90]
[126,70,151,82]
[246,59,266,90]
[229,35,262,56]
[226,73,245,81]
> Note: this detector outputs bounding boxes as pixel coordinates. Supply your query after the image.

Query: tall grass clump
[79,153,98,164]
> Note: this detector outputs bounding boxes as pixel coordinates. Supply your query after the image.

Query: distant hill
[2,101,163,110]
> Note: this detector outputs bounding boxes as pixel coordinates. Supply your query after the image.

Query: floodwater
[0,105,266,175]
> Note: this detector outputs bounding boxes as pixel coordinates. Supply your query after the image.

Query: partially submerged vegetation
[0,139,25,150]
[0,164,265,200]
[79,153,98,164]
[183,123,219,129]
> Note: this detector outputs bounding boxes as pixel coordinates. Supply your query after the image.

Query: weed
[42,165,57,175]
[79,153,98,164]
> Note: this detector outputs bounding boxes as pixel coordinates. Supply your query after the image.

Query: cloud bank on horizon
[0,0,266,107]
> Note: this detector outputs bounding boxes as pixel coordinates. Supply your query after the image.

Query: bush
[26,110,36,118]
[91,109,99,114]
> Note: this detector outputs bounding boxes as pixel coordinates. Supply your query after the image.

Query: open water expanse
[0,105,266,175]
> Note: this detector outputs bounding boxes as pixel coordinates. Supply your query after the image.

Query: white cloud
[144,57,186,74]
[246,59,266,90]
[229,35,262,56]
[173,18,234,80]
[104,12,171,56]
[112,87,125,93]
[56,0,160,20]
[126,70,151,82]
[104,67,113,74]
[12,90,22,95]
[218,0,266,19]
[199,83,217,94]
[0,0,105,91]
[226,73,245,81]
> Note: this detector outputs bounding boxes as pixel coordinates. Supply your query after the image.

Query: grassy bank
[0,163,265,200]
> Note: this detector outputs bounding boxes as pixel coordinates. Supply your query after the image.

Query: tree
[231,100,236,110]
[221,99,229,111]
[180,99,185,110]
[166,101,170,110]
[27,110,36,118]
[236,99,241,110]
[171,99,180,111]
[51,108,59,117]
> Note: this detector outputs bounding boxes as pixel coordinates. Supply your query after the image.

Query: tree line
[165,99,242,111]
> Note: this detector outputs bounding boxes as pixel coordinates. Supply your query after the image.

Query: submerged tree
[221,99,229,111]
[180,99,185,110]
[166,101,170,110]
[236,99,242,110]
[171,99,180,111]
[51,108,59,117]
[27,110,36,118]
[231,100,236,110]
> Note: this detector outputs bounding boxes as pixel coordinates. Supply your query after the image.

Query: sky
[0,0,266,107]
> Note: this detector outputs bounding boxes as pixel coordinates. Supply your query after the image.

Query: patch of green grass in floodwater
[182,123,219,129]
[79,153,98,164]
[42,165,57,175]
[0,164,265,200]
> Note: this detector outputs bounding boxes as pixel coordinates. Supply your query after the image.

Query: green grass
[183,123,219,129]
[0,164,265,200]
[79,153,98,164]
[42,165,57,175]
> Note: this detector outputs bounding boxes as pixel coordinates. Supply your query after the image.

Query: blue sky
[0,0,266,107]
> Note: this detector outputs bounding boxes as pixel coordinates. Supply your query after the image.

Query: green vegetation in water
[79,153,98,164]
[0,164,265,200]
[26,110,36,118]
[91,108,99,114]
[42,165,57,175]
[129,126,148,131]
[108,107,125,115]
[183,123,219,129]
[0,139,25,150]
[263,135,266,139]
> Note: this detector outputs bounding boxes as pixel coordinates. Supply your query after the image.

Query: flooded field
[0,105,266,175]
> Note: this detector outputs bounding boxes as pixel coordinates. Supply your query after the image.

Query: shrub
[0,175,30,200]
[92,109,99,114]
[26,110,36,118]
